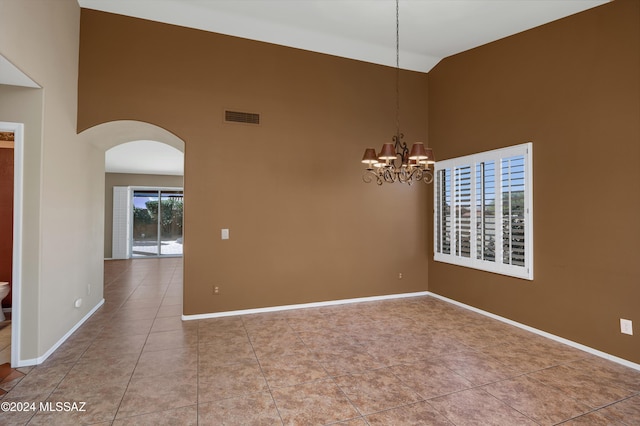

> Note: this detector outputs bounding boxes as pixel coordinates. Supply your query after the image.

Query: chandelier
[361,0,435,185]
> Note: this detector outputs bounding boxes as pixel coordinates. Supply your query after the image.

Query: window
[434,143,533,280]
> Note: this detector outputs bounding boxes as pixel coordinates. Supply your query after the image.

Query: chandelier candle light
[361,0,435,185]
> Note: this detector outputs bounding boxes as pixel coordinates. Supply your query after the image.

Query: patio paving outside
[132,239,183,257]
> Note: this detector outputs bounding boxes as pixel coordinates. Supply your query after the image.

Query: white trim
[182,289,639,371]
[15,299,105,367]
[434,142,533,280]
[428,292,640,372]
[182,291,430,321]
[0,122,23,368]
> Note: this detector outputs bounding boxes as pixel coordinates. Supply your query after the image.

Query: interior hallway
[0,258,638,425]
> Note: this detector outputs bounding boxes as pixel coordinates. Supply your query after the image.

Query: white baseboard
[427,292,640,372]
[182,291,430,321]
[183,290,639,372]
[15,299,105,367]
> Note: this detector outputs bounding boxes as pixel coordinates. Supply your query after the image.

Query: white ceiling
[77,0,608,73]
[105,140,184,175]
[3,0,610,175]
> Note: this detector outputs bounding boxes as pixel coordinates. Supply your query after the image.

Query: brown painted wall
[428,0,639,364]
[0,146,13,307]
[78,10,430,315]
[104,173,184,258]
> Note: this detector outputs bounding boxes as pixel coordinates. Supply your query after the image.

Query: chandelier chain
[395,0,400,138]
[360,0,435,185]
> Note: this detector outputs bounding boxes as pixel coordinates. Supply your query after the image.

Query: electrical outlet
[213,286,220,295]
[398,272,403,279]
[620,318,633,335]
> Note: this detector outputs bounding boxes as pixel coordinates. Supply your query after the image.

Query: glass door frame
[130,186,184,258]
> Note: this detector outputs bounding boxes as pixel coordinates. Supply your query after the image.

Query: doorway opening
[132,188,184,257]
[0,131,14,365]
[103,137,184,260]
[0,122,24,367]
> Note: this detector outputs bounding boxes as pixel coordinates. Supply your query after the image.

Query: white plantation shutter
[454,165,472,258]
[112,186,132,259]
[434,143,533,280]
[476,161,496,262]
[436,169,452,255]
[501,155,526,267]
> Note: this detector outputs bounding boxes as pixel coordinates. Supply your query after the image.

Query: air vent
[225,110,260,125]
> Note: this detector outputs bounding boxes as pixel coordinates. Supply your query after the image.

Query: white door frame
[0,121,23,367]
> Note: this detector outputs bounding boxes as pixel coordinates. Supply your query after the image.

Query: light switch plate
[620,318,633,335]
[221,228,229,240]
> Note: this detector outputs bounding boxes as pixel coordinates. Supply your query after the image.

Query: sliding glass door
[159,190,183,256]
[132,189,183,257]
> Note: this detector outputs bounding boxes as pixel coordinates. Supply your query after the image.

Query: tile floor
[0,257,639,425]
[0,315,11,366]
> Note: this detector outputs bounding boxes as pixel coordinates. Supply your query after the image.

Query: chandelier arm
[362,169,383,185]
[382,167,396,183]
[397,165,410,183]
[422,170,434,184]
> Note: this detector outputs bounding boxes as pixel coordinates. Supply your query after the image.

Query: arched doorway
[105,140,184,258]
[79,121,186,260]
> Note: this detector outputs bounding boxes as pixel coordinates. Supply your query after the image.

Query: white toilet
[0,282,9,322]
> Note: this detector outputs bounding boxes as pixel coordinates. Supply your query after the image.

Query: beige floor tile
[198,325,248,344]
[5,362,74,399]
[271,379,359,425]
[156,304,183,318]
[250,332,310,359]
[98,319,154,338]
[434,347,518,386]
[113,404,197,426]
[117,370,197,419]
[198,392,281,425]
[133,346,198,378]
[0,407,37,425]
[33,382,127,424]
[60,364,135,389]
[260,352,328,388]
[151,315,197,333]
[333,418,368,425]
[390,359,473,399]
[597,394,640,423]
[314,346,385,376]
[143,328,198,352]
[483,374,591,424]
[567,356,640,393]
[81,333,147,359]
[365,401,453,425]
[198,358,269,403]
[198,340,257,367]
[560,410,627,425]
[334,368,422,415]
[5,258,639,425]
[528,364,634,409]
[429,388,538,426]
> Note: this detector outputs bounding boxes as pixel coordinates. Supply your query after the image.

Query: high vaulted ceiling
[1,0,610,176]
[77,0,609,73]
